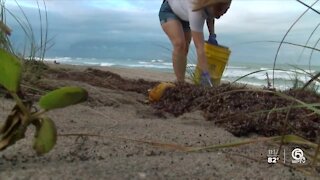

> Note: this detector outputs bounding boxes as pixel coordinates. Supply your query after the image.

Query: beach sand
[0,63,316,179]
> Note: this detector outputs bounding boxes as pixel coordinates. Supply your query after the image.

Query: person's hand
[200,71,213,87]
[208,34,218,45]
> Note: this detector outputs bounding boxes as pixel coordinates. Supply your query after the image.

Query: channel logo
[291,148,306,164]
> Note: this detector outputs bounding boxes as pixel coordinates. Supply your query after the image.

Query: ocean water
[45,56,320,91]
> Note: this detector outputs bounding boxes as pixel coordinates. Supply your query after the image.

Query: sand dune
[0,64,314,179]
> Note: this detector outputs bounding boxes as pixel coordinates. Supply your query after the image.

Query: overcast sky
[5,0,320,66]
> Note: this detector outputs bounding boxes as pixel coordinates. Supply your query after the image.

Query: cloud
[5,0,320,64]
[219,0,319,34]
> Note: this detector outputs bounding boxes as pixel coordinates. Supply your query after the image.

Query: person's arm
[189,11,208,71]
[192,31,213,87]
[206,18,215,35]
[206,18,218,45]
[192,31,209,72]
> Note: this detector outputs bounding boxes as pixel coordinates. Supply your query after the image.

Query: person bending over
[159,0,231,86]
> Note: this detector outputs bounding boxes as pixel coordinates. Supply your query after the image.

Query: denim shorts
[158,0,191,32]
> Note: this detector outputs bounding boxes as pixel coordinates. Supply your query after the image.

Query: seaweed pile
[44,68,158,95]
[151,83,320,142]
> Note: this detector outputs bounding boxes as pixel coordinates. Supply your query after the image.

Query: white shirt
[167,0,209,32]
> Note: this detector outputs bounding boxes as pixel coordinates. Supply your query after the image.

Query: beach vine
[0,48,88,155]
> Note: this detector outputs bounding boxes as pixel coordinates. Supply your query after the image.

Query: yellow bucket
[193,43,231,85]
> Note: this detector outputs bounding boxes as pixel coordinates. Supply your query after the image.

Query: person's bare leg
[183,31,192,74]
[161,20,187,82]
[184,31,191,55]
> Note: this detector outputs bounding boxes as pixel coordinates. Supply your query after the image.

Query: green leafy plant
[0,49,88,155]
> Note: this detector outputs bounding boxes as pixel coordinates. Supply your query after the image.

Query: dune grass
[0,0,13,52]
[181,0,320,175]
[145,1,320,175]
[0,0,53,88]
[0,0,52,61]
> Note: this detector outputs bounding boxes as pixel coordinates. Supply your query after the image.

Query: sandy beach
[0,63,317,179]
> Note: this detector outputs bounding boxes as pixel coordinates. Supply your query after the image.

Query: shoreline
[47,62,263,89]
[47,62,192,83]
[46,60,319,91]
